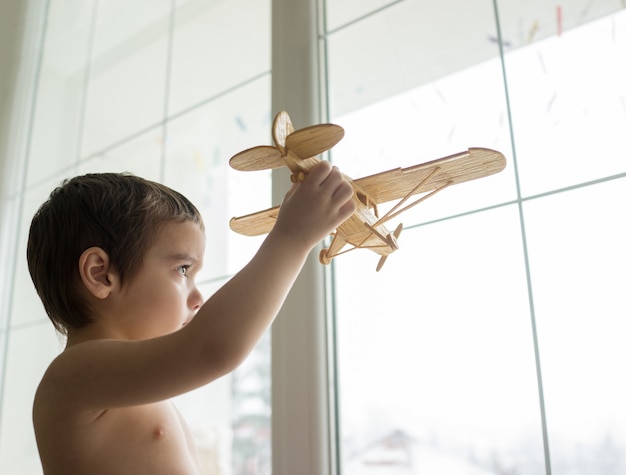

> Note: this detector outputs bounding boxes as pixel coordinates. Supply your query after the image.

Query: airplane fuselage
[281,150,399,263]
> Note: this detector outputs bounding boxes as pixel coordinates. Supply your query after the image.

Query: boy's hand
[272,161,356,250]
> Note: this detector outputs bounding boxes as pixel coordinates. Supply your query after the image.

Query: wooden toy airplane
[229,111,506,271]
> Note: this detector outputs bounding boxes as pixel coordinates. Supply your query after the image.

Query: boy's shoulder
[34,338,129,417]
[34,342,101,418]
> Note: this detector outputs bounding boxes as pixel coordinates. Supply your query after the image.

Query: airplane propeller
[229,146,284,171]
[376,223,403,272]
[285,123,344,159]
[229,111,345,173]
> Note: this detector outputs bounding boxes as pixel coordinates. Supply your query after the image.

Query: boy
[27,162,355,474]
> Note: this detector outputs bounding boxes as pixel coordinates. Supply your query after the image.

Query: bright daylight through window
[329,6,626,475]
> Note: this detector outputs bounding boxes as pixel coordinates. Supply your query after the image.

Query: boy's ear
[78,247,116,299]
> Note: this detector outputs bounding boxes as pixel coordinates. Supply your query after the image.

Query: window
[0,1,273,473]
[325,2,626,473]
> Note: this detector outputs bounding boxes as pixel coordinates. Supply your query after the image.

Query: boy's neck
[65,324,124,349]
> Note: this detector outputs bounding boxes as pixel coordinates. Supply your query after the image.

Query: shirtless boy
[27,162,355,474]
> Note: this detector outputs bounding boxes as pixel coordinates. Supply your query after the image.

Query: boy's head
[27,172,204,335]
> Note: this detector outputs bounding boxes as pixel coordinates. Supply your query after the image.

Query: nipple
[153,426,165,440]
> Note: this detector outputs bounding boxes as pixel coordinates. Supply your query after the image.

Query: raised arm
[40,162,355,410]
[186,160,355,373]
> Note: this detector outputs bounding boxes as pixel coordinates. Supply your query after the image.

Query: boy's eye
[176,265,191,277]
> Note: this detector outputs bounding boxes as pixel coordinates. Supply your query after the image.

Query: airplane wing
[229,205,280,236]
[229,145,285,171]
[353,147,506,204]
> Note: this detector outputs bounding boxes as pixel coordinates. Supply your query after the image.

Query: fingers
[337,185,357,218]
[305,160,333,185]
[331,178,354,202]
[307,161,353,204]
[306,162,349,197]
[310,162,356,224]
[274,161,355,249]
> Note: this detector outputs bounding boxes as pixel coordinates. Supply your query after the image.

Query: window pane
[524,179,626,474]
[503,10,626,195]
[0,324,62,475]
[77,127,162,180]
[326,0,502,118]
[325,0,396,32]
[168,0,271,116]
[81,0,170,156]
[26,0,95,186]
[334,206,545,473]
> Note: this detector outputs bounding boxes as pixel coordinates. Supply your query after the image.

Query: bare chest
[39,401,201,475]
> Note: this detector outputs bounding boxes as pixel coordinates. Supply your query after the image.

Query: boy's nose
[189,286,204,310]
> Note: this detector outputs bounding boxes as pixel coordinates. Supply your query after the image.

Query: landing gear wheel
[319,248,332,265]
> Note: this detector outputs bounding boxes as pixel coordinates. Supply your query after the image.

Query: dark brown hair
[27,172,204,335]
